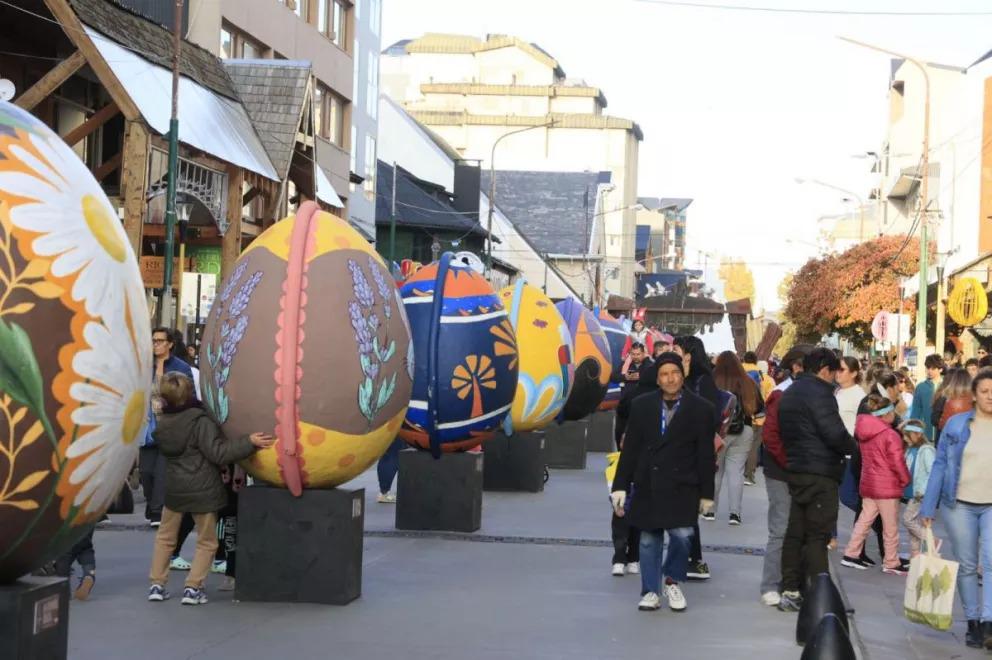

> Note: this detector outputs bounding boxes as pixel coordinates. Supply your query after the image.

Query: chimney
[452,161,481,222]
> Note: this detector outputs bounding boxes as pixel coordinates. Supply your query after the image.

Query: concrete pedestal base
[545,419,588,469]
[482,430,545,493]
[0,576,69,660]
[587,410,616,452]
[237,486,364,605]
[396,450,483,533]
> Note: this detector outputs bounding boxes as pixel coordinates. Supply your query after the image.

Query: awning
[315,165,344,208]
[87,29,279,181]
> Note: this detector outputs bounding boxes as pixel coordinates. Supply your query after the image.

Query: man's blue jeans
[638,527,693,595]
[943,501,992,620]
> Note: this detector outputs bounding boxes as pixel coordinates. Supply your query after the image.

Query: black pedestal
[396,450,483,533]
[587,410,616,452]
[546,419,588,469]
[0,576,69,660]
[482,430,545,492]
[237,486,363,605]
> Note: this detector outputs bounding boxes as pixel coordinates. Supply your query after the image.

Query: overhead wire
[629,0,992,16]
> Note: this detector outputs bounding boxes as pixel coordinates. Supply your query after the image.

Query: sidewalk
[66,457,962,659]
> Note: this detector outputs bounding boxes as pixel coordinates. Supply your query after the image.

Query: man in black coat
[776,348,856,612]
[614,343,653,450]
[611,353,716,613]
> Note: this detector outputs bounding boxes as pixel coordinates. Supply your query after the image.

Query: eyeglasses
[152,338,170,345]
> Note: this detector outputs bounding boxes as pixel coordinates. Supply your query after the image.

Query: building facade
[635,197,691,271]
[380,33,642,298]
[347,0,382,236]
[181,0,359,231]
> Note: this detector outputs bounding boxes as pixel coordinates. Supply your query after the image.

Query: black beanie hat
[654,351,685,375]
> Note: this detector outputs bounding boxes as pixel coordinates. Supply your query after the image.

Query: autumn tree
[783,235,923,347]
[719,259,756,306]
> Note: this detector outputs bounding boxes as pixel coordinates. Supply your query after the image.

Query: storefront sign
[140,256,191,289]
[187,246,222,275]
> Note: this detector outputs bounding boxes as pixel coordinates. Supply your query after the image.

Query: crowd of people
[50,310,992,647]
[608,324,992,651]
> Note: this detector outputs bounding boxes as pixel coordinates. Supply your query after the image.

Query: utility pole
[840,37,931,380]
[159,0,184,326]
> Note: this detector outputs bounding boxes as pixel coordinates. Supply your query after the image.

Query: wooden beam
[14,50,85,111]
[143,224,220,240]
[62,101,119,147]
[242,187,261,207]
[42,0,142,121]
[221,165,245,280]
[120,120,149,255]
[93,151,122,182]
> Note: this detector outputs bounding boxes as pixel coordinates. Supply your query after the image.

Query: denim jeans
[761,475,790,595]
[638,527,693,595]
[376,438,403,493]
[942,501,992,621]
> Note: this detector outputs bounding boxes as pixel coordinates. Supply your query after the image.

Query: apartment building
[380,33,643,298]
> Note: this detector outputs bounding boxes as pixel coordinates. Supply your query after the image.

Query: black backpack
[727,395,746,436]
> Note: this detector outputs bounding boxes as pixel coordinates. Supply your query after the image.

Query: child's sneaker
[74,574,95,601]
[181,587,208,605]
[148,584,170,602]
[211,560,227,574]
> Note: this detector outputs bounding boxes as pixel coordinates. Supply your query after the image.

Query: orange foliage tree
[783,235,924,347]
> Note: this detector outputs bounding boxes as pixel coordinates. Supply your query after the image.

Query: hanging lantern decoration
[948,277,989,327]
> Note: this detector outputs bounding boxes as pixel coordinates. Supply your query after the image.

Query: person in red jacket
[842,393,912,575]
[758,345,810,607]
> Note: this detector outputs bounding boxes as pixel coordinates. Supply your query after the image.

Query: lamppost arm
[485,119,558,277]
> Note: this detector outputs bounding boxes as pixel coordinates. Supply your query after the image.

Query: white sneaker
[761,591,781,607]
[638,592,661,611]
[377,492,396,503]
[612,562,626,576]
[626,562,640,575]
[664,582,687,611]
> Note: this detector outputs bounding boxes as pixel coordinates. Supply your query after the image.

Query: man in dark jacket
[611,353,716,613]
[614,343,653,449]
[776,348,856,611]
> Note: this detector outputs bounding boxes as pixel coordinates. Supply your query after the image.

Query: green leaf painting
[919,570,932,603]
[376,373,396,410]
[0,318,55,445]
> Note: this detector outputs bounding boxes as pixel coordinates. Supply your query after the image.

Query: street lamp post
[840,36,931,380]
[485,119,557,278]
[159,0,184,326]
[795,177,867,241]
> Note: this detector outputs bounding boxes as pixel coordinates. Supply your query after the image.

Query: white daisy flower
[0,130,139,321]
[64,295,152,515]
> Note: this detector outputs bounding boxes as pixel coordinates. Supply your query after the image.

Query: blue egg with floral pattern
[398,253,519,456]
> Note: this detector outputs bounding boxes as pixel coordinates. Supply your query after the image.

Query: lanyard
[660,395,682,436]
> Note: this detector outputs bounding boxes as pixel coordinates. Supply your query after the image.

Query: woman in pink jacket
[842,393,912,575]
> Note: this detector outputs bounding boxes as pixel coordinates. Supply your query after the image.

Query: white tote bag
[904,527,958,631]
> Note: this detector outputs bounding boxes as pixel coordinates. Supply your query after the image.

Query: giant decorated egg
[198,202,412,495]
[557,299,612,420]
[398,253,518,455]
[0,102,152,582]
[597,311,628,411]
[498,281,574,433]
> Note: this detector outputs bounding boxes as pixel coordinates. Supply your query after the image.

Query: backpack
[746,369,762,388]
[727,396,746,436]
[715,389,737,439]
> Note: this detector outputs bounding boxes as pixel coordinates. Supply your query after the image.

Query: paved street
[58,455,979,660]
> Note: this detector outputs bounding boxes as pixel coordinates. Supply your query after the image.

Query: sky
[380,0,992,311]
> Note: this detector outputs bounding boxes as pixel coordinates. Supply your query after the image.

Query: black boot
[981,621,992,650]
[966,620,983,648]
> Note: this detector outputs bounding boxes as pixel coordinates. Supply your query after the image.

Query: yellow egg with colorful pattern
[0,101,152,583]
[498,281,574,433]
